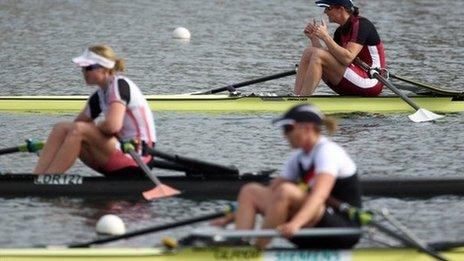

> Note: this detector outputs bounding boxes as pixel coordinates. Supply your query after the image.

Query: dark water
[0,0,463,248]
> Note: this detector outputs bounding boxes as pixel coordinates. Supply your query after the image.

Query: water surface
[0,0,462,248]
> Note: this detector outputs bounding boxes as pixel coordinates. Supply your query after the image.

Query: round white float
[172,27,191,39]
[95,214,126,235]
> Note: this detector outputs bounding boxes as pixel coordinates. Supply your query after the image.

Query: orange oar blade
[143,184,181,200]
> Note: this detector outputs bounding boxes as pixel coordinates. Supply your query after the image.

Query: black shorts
[289,207,361,249]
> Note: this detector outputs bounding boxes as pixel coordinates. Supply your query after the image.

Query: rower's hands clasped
[304,19,329,40]
[304,19,318,40]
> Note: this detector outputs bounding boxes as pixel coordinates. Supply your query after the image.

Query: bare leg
[256,183,306,248]
[211,183,271,227]
[234,183,272,230]
[34,122,73,173]
[295,47,317,95]
[297,48,347,96]
[43,122,118,174]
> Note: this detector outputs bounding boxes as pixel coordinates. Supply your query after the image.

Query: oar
[327,197,448,261]
[66,205,234,248]
[193,68,297,95]
[429,240,464,251]
[390,73,463,96]
[354,58,444,123]
[122,143,180,200]
[147,148,239,176]
[0,139,44,155]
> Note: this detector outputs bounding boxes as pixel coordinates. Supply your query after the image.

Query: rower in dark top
[213,104,362,249]
[294,0,386,96]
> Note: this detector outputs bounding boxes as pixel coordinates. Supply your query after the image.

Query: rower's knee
[272,182,297,202]
[52,122,73,133]
[69,121,89,138]
[302,46,322,61]
[238,183,263,199]
[238,182,267,205]
[310,48,327,64]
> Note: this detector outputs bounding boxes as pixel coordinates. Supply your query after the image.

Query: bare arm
[97,102,126,135]
[277,173,336,237]
[74,111,93,122]
[315,20,363,66]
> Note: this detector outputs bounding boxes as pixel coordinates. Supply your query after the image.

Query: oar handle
[195,69,297,95]
[326,197,373,226]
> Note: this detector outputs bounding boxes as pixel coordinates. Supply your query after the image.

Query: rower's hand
[210,213,234,227]
[314,19,329,40]
[304,19,318,39]
[277,222,301,238]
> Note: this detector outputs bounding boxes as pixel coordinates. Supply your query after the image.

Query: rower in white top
[213,104,362,249]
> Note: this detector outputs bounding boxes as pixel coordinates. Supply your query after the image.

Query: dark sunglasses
[283,125,295,134]
[325,5,335,11]
[83,64,102,72]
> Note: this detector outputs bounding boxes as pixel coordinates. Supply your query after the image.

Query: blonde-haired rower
[34,45,156,176]
[214,104,361,249]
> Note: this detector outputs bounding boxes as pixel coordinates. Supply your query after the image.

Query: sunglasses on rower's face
[283,125,295,135]
[324,5,335,12]
[83,64,102,72]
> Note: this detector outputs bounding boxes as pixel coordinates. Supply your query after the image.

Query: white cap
[72,48,115,69]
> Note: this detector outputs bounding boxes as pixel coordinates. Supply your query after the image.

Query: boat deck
[0,246,462,261]
[0,94,463,114]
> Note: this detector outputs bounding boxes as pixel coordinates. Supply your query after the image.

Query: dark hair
[352,6,359,16]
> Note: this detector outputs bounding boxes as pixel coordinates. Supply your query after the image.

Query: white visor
[72,49,115,69]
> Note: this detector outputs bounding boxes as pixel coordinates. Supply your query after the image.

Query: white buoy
[172,27,191,39]
[95,214,126,235]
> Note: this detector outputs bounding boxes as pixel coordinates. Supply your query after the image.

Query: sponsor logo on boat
[34,175,83,185]
[212,248,261,259]
[266,250,350,261]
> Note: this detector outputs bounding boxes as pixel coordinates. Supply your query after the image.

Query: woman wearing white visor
[34,45,156,176]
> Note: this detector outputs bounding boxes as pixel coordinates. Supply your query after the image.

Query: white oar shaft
[127,150,161,186]
[192,228,363,239]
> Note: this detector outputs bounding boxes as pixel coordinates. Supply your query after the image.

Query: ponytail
[352,6,359,16]
[112,58,125,74]
[314,117,339,136]
[322,117,339,136]
[344,5,359,17]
